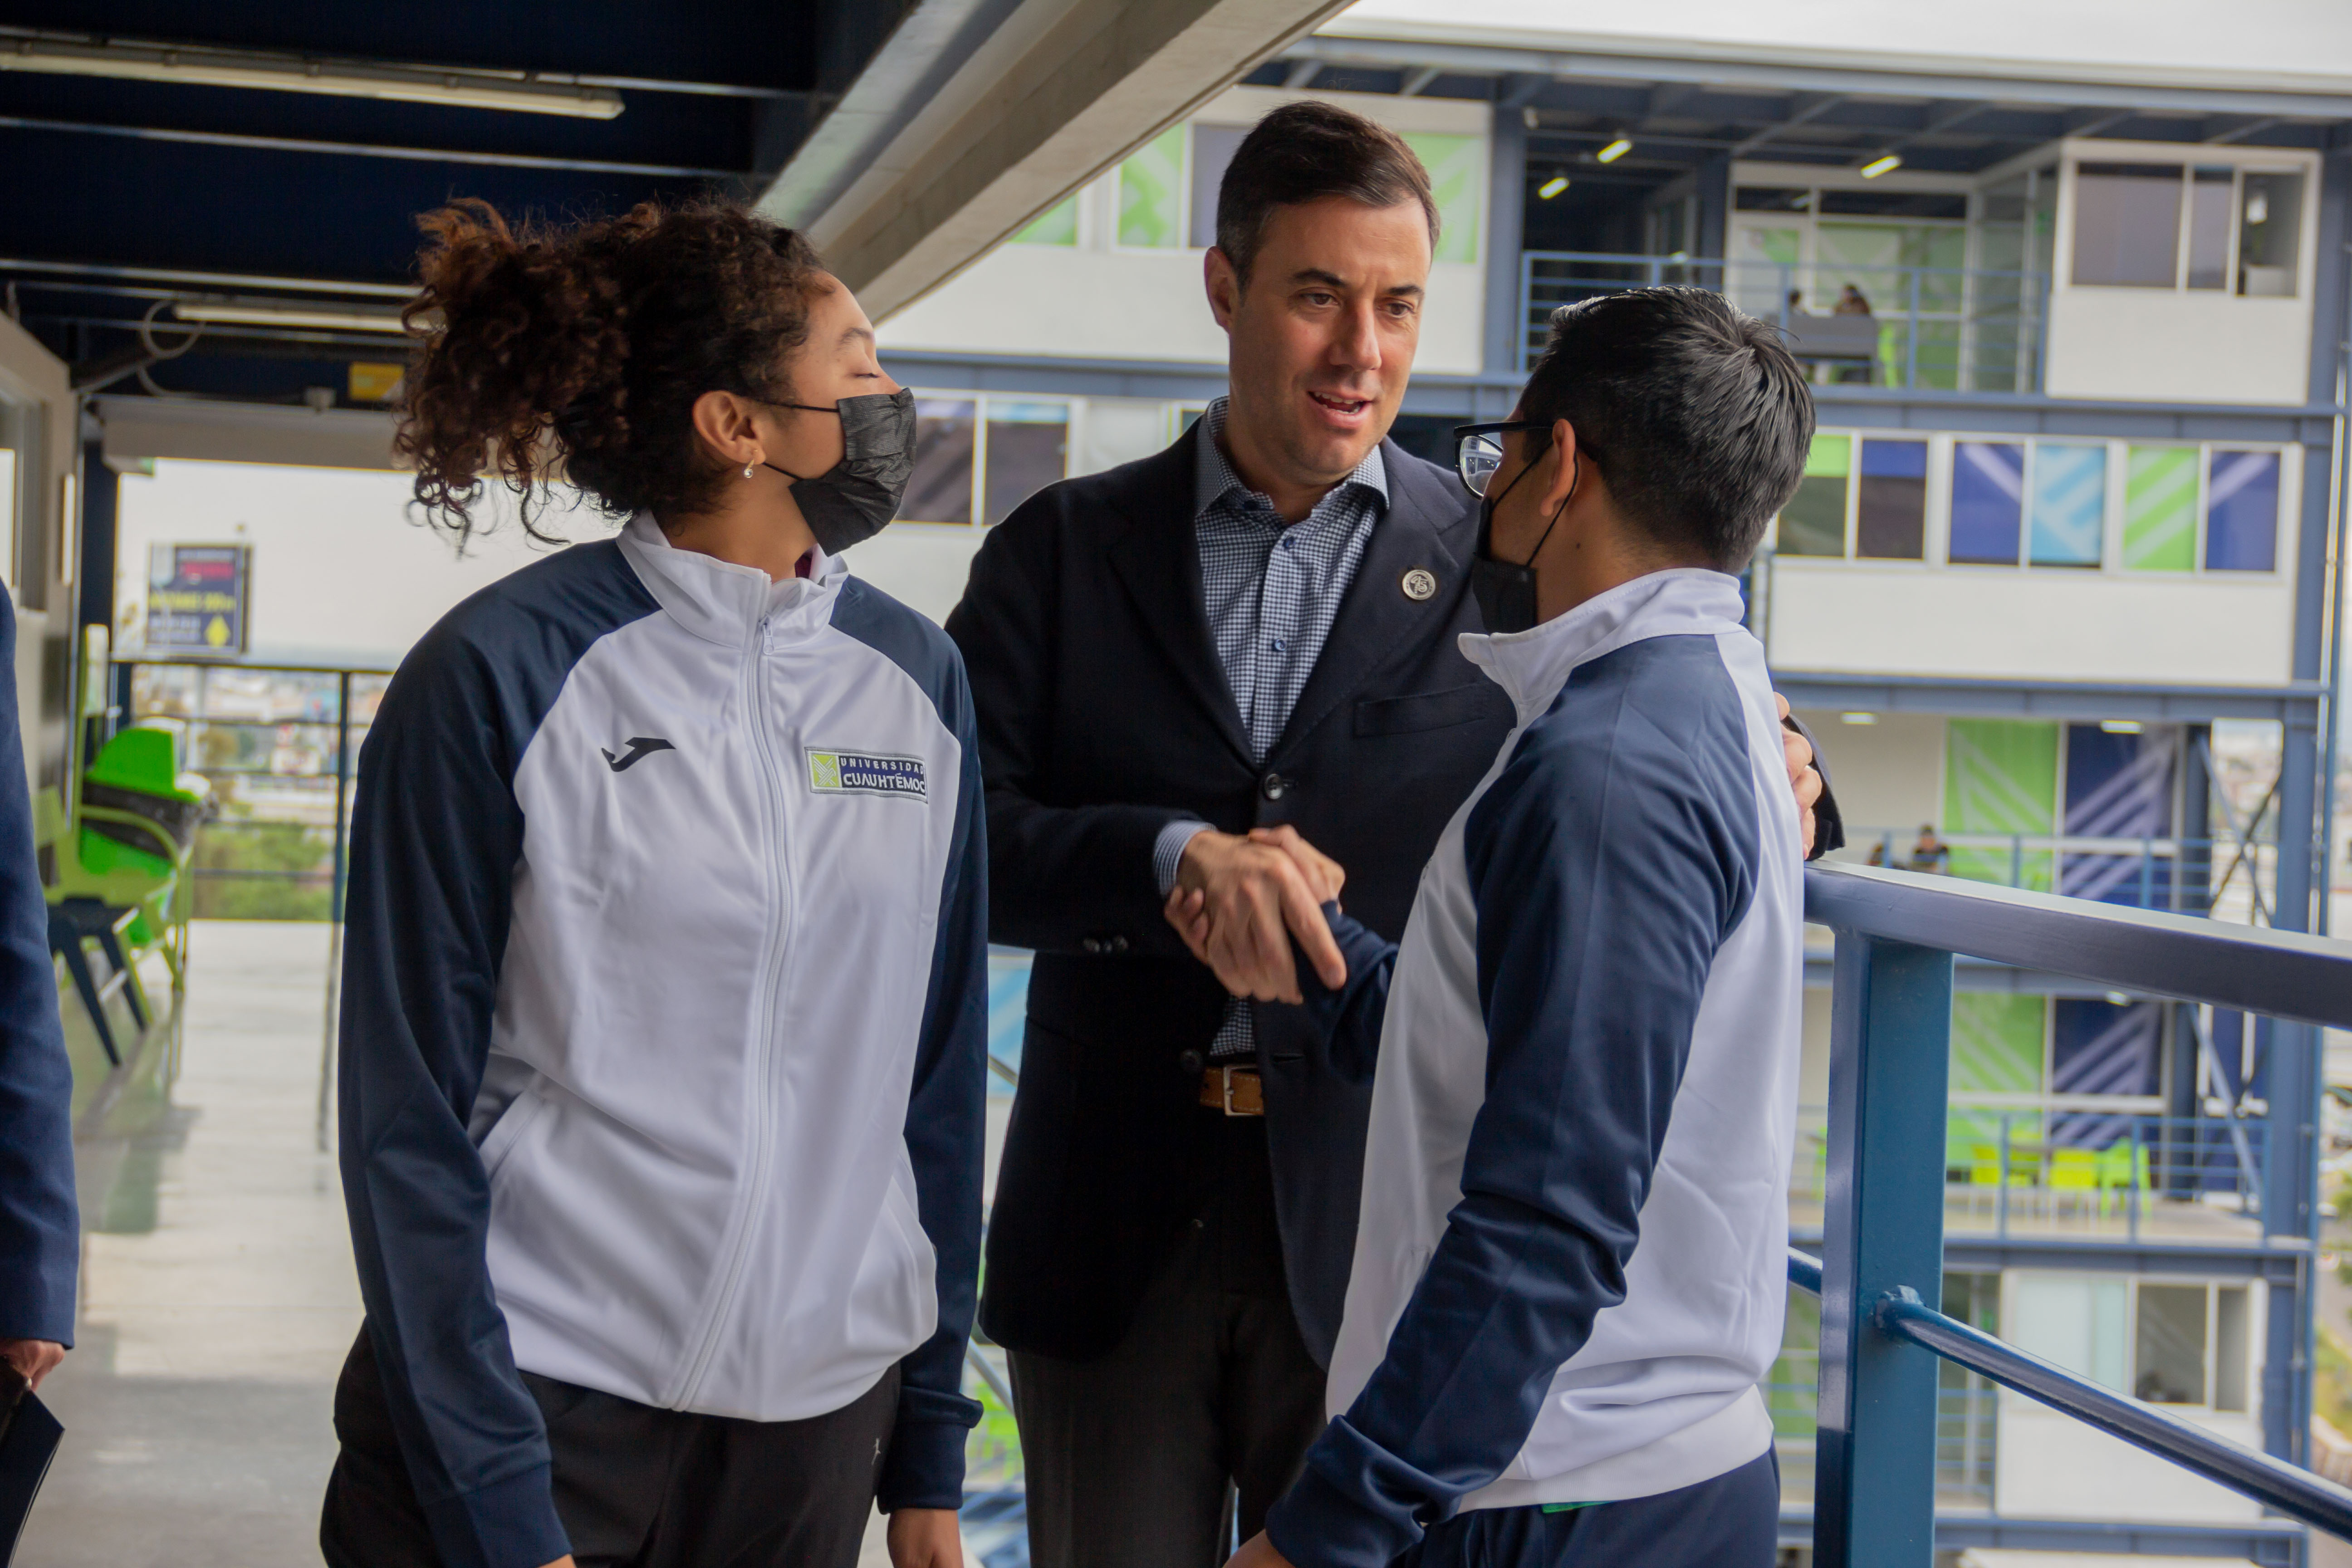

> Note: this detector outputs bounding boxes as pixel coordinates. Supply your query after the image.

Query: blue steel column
[1483,96,1528,380]
[1816,933,1955,1568]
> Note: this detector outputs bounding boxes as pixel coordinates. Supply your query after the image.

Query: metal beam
[1398,65,1439,97]
[1731,92,1848,158]
[0,111,741,179]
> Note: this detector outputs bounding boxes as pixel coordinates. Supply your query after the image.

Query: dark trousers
[1009,1115,1326,1568]
[320,1328,897,1568]
[1399,1451,1782,1568]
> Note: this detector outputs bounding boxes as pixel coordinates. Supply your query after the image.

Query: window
[2072,163,2183,287]
[1012,196,1078,246]
[1402,132,1482,264]
[1187,125,1249,250]
[983,402,1070,525]
[902,400,976,524]
[2011,1275,2253,1412]
[1856,440,1927,559]
[901,395,1073,527]
[2122,446,2198,571]
[2205,450,2280,570]
[2239,171,2304,296]
[1778,434,1849,556]
[2185,167,2233,289]
[2029,443,2106,567]
[1950,441,2024,564]
[1117,125,1187,248]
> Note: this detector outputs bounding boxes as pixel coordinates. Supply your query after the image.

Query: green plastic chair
[50,723,209,996]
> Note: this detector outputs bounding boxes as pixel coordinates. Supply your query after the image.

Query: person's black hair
[1214,101,1437,287]
[1519,286,1813,571]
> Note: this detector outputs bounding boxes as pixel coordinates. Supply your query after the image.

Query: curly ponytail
[396,198,828,544]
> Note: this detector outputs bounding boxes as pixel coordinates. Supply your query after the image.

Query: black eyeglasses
[1452,421,1579,498]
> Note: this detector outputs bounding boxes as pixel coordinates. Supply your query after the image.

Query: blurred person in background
[323,199,985,1568]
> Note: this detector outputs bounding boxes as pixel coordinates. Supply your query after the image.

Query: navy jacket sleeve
[337,627,568,1568]
[944,515,1196,957]
[1293,904,1399,1085]
[0,593,78,1347]
[1266,695,1757,1568]
[880,662,990,1510]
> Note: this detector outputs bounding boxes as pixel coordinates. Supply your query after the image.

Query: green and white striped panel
[1945,718,2058,891]
[1117,126,1186,249]
[1403,133,1481,265]
[2123,446,2198,571]
[1949,993,2048,1158]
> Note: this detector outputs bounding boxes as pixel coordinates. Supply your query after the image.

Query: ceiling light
[1538,173,1569,200]
[174,299,408,333]
[1596,137,1632,164]
[1860,153,1903,179]
[1839,712,1879,725]
[0,33,622,118]
[2099,719,2145,735]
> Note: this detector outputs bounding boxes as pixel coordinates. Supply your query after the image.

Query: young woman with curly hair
[318,198,984,1568]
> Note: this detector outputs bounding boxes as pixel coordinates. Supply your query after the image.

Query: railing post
[1818,932,1955,1568]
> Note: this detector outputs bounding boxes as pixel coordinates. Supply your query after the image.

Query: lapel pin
[1399,567,1438,603]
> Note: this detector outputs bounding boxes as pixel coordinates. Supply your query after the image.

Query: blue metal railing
[1802,861,2352,1563]
[1519,250,2051,392]
[1845,827,2274,916]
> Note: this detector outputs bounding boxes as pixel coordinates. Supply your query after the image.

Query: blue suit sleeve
[879,666,990,1511]
[1291,904,1397,1084]
[1266,707,1755,1568]
[337,630,568,1568]
[0,594,77,1346]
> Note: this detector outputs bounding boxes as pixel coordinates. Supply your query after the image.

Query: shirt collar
[1192,395,1388,525]
[617,513,844,649]
[1458,568,1750,727]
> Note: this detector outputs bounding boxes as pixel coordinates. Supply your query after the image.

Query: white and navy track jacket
[337,515,988,1568]
[1264,570,1804,1568]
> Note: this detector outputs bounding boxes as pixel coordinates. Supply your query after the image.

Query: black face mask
[761,387,917,554]
[1469,451,1575,636]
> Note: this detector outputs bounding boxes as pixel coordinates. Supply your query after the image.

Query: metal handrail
[1786,1247,2352,1539]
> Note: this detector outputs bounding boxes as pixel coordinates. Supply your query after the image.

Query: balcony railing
[1519,251,2051,393]
[1801,862,2352,1563]
[1844,828,2276,920]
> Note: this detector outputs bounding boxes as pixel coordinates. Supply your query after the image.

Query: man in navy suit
[0,591,78,1396]
[947,103,1831,1568]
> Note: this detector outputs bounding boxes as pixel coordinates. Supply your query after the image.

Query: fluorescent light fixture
[1537,174,1569,200]
[174,299,409,333]
[0,33,622,118]
[2099,719,2145,735]
[1859,153,1903,179]
[1595,137,1632,164]
[1839,712,1879,725]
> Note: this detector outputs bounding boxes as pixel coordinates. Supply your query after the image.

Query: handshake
[1161,825,1351,1002]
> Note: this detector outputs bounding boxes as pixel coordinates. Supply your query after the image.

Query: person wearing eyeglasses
[1196,285,1818,1568]
[946,106,1836,1568]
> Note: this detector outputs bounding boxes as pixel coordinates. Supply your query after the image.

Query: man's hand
[1163,827,1347,1002]
[887,1507,966,1568]
[0,1338,64,1392]
[1775,693,1824,858]
[1225,1531,1295,1568]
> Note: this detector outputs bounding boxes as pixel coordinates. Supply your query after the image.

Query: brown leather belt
[1199,1065,1264,1117]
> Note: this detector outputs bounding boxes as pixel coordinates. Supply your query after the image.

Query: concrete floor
[17,921,936,1568]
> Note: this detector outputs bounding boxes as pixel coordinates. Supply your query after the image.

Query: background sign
[146,544,250,654]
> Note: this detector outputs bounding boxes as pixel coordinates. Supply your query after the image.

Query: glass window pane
[983,402,1069,526]
[2238,171,2303,296]
[1777,434,1848,556]
[1856,439,1926,559]
[2214,1287,2249,1412]
[1945,717,2060,890]
[2186,167,2233,289]
[2071,162,2184,287]
[1187,125,1249,250]
[2134,1284,2208,1405]
[2205,450,2279,571]
[903,399,975,524]
[1117,125,1186,248]
[2123,447,2198,571]
[1012,196,1078,246]
[2030,443,2107,567]
[2013,1274,2130,1392]
[1950,441,2024,564]
[1402,132,1481,265]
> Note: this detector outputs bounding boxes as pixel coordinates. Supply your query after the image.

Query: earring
[743,462,755,479]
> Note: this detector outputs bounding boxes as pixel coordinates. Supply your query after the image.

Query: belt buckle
[1218,1065,1241,1115]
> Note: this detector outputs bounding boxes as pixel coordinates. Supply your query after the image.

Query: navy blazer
[0,593,78,1346]
[947,428,1520,1365]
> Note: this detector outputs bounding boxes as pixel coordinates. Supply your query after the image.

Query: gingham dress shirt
[1151,397,1387,1059]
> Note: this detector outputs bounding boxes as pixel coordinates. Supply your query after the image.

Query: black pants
[320,1328,898,1568]
[1398,1451,1782,1568]
[1009,1115,1326,1568]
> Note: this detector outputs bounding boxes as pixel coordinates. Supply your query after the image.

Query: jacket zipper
[671,612,798,1407]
